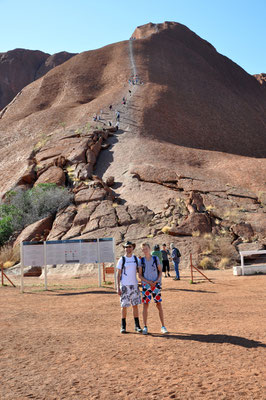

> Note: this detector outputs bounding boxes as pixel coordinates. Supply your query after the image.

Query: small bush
[199,257,215,270]
[0,244,20,268]
[192,230,200,237]
[162,226,172,234]
[0,184,73,246]
[218,257,231,269]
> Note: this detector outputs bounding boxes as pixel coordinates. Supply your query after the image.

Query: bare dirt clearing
[1,270,265,399]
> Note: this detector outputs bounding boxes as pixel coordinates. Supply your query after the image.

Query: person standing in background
[161,244,170,278]
[152,244,163,265]
[170,242,181,280]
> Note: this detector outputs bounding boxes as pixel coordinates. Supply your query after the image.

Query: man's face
[142,245,150,257]
[125,246,133,256]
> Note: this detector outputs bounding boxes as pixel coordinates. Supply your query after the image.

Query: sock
[121,318,126,330]
[134,317,141,328]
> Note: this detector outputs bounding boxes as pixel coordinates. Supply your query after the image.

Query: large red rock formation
[0,48,76,109]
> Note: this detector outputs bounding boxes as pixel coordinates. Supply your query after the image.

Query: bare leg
[121,307,127,319]
[156,303,165,326]
[132,305,139,318]
[143,303,149,326]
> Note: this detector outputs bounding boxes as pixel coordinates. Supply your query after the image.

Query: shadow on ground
[150,332,266,348]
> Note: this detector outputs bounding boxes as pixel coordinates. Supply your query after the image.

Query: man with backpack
[139,242,168,335]
[116,241,142,334]
[170,242,181,281]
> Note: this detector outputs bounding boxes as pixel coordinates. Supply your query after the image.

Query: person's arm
[116,269,122,295]
[155,263,162,284]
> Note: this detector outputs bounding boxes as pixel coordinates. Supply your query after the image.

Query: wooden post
[190,254,193,283]
[190,253,213,283]
[103,263,105,282]
[1,265,4,286]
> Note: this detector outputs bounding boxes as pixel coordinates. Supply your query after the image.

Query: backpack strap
[133,255,139,271]
[141,257,145,276]
[152,256,159,278]
[121,256,126,276]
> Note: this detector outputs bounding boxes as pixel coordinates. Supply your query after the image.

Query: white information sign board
[22,241,45,266]
[21,237,116,292]
[80,239,98,263]
[99,238,115,263]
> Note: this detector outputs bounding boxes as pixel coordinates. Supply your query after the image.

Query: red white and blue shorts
[142,282,162,303]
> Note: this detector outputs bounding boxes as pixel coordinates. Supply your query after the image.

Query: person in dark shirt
[161,244,170,278]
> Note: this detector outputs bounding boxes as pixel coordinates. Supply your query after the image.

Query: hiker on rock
[116,241,142,334]
[161,244,171,278]
[139,242,168,335]
[115,111,120,121]
[170,242,181,280]
[109,104,112,111]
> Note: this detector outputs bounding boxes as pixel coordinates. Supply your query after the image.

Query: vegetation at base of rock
[0,244,20,268]
[199,257,215,270]
[0,184,73,246]
[218,257,231,269]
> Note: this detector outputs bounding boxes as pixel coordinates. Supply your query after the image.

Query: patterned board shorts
[142,282,162,304]
[120,284,142,308]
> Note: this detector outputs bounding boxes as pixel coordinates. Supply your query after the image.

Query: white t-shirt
[116,255,139,285]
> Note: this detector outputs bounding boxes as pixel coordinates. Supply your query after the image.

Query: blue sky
[1,0,265,75]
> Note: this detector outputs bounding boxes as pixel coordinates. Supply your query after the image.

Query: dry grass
[0,245,20,269]
[218,257,231,269]
[162,226,172,234]
[199,257,215,270]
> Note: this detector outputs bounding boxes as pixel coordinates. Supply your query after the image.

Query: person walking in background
[170,242,181,280]
[152,244,162,265]
[139,243,168,335]
[161,244,170,278]
[116,241,142,334]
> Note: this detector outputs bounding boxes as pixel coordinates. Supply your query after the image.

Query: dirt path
[1,270,265,399]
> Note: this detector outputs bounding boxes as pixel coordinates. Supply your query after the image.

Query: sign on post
[20,238,116,292]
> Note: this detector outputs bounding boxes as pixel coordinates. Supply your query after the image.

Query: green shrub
[0,184,73,246]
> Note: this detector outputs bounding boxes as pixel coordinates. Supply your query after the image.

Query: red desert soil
[1,270,265,400]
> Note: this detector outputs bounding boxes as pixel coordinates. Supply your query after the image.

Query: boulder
[91,137,103,158]
[89,200,117,229]
[24,266,42,277]
[86,149,97,165]
[47,205,76,240]
[105,176,115,187]
[14,215,54,246]
[73,202,99,226]
[115,205,132,225]
[74,188,106,205]
[17,165,36,185]
[78,163,94,180]
[231,222,254,240]
[127,204,154,223]
[34,166,65,186]
[169,213,212,236]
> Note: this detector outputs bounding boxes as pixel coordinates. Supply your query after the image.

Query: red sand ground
[1,270,266,400]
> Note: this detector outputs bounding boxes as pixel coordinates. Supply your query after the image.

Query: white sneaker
[142,326,148,335]
[161,326,168,334]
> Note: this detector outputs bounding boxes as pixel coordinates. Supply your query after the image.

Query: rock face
[0,22,265,268]
[14,215,54,247]
[0,48,76,110]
